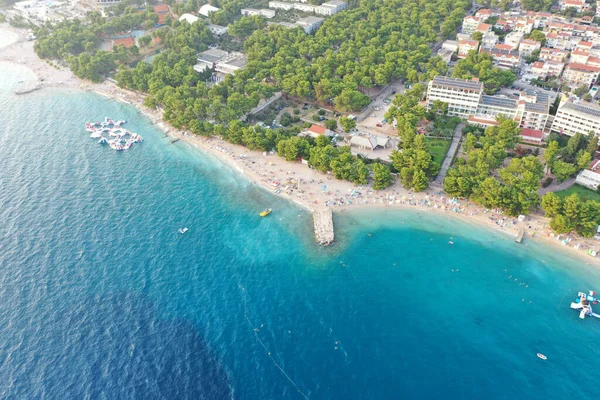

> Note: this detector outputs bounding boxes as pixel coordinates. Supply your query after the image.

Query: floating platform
[313,209,334,246]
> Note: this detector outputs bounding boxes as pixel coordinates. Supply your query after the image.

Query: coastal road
[433,122,465,187]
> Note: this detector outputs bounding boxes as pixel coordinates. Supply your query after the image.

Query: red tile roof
[476,23,491,31]
[153,4,170,13]
[521,129,543,139]
[308,124,327,135]
[567,62,600,72]
[113,37,135,48]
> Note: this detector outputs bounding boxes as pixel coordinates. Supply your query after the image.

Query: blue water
[1,62,600,399]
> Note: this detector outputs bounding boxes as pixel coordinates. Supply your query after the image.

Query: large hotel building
[426,76,550,132]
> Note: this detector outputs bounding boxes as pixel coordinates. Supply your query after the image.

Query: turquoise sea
[1,62,600,399]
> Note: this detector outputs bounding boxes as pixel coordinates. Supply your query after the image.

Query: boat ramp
[313,209,334,246]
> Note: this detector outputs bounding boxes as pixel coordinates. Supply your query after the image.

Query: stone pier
[313,209,334,246]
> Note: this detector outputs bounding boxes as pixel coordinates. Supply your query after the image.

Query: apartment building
[268,1,295,11]
[539,47,569,62]
[570,48,590,64]
[516,91,550,131]
[462,16,481,36]
[561,0,590,13]
[504,31,524,50]
[296,16,324,33]
[481,32,499,49]
[427,77,550,131]
[519,39,541,57]
[241,8,276,18]
[458,40,479,58]
[563,63,600,88]
[482,48,521,69]
[315,0,347,15]
[551,100,600,136]
[426,76,483,119]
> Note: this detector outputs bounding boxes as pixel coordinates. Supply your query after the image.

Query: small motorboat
[537,353,547,360]
[260,208,272,217]
[178,227,189,234]
[448,241,454,245]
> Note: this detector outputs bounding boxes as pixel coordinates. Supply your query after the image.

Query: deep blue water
[1,63,600,399]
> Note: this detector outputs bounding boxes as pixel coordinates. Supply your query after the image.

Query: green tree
[552,160,577,182]
[324,119,338,131]
[372,163,393,190]
[452,51,516,94]
[544,140,560,168]
[339,116,356,133]
[574,85,589,98]
[541,192,562,218]
[526,30,546,46]
[412,168,429,192]
[550,213,574,234]
[577,151,592,170]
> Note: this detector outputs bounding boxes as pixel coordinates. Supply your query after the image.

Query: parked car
[391,90,397,94]
[376,123,383,127]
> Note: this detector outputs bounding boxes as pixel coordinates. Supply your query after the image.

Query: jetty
[313,209,334,246]
[14,84,41,95]
[515,229,525,243]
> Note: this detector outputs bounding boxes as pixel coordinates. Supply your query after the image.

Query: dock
[313,209,334,246]
[515,229,525,243]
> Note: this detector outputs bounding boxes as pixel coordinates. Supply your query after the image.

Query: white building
[315,0,347,15]
[563,63,600,88]
[296,16,324,34]
[179,13,199,24]
[551,100,600,137]
[241,8,275,18]
[461,16,481,36]
[427,77,550,131]
[199,4,219,17]
[426,76,483,119]
[576,160,600,189]
[268,1,294,10]
[207,24,228,36]
[519,39,541,57]
[504,31,524,50]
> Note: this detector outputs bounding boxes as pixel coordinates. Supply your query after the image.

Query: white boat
[178,227,188,234]
[537,353,547,360]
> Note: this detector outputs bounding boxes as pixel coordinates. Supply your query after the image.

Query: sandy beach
[2,23,600,264]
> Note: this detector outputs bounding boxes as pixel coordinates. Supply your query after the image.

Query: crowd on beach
[2,23,599,264]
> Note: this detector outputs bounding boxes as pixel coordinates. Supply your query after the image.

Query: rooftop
[480,95,517,109]
[297,16,324,24]
[308,124,327,134]
[197,48,229,63]
[521,129,543,139]
[431,76,483,91]
[560,101,600,119]
[113,37,135,48]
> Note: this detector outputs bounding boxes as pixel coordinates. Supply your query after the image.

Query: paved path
[433,122,465,186]
[538,177,576,195]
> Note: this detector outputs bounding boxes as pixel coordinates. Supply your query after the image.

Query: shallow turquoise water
[1,64,600,399]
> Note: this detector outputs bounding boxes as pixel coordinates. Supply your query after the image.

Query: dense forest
[116,0,470,129]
